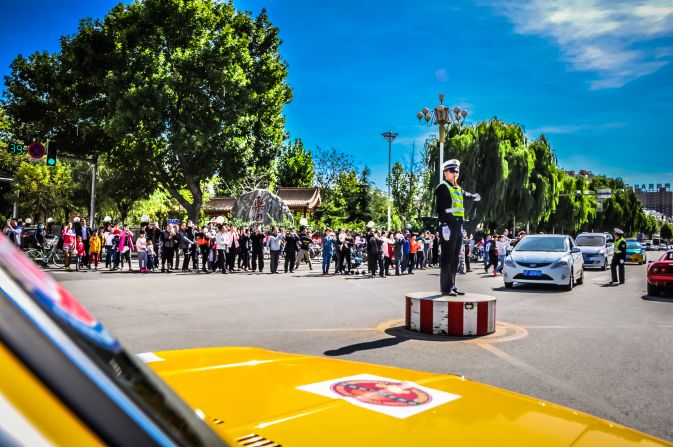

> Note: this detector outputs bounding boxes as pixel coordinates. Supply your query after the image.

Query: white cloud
[494,0,673,89]
[527,122,626,135]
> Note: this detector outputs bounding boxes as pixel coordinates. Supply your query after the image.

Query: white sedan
[503,234,584,291]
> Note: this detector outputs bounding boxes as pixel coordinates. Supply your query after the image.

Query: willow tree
[422,119,560,232]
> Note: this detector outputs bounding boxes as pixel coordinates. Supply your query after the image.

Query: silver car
[575,232,613,270]
[503,234,584,290]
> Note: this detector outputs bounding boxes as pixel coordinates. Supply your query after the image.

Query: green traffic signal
[46,142,57,166]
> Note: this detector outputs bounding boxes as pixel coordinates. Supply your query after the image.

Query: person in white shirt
[104,231,115,268]
[214,225,230,274]
[496,236,508,273]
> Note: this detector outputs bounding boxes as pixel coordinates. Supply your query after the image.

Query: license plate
[583,256,590,262]
[523,269,542,277]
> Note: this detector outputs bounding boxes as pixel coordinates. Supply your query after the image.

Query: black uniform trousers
[252,250,264,272]
[611,255,625,284]
[440,222,463,294]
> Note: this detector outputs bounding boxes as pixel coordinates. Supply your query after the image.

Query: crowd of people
[5,216,524,277]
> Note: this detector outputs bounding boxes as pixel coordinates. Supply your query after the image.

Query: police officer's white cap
[613,228,624,236]
[442,159,460,172]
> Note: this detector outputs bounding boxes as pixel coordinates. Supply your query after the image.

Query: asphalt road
[53,251,673,442]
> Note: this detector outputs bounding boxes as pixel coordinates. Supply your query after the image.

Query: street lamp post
[382,131,398,232]
[416,93,468,182]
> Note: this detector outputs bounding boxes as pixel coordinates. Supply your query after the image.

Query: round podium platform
[405,291,496,336]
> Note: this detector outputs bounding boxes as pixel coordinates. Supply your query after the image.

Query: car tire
[504,281,513,288]
[647,284,659,296]
[563,268,574,291]
[576,269,584,285]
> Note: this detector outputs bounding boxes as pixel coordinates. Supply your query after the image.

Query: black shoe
[452,288,466,296]
[445,291,458,296]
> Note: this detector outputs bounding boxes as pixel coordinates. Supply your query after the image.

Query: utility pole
[90,157,98,228]
[382,131,398,232]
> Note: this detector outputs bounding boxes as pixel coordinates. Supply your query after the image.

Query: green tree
[661,222,673,242]
[276,138,314,187]
[388,161,417,223]
[10,161,74,222]
[97,158,156,223]
[642,214,658,237]
[4,1,292,222]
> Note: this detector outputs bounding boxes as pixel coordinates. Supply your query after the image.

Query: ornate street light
[382,131,398,231]
[417,93,468,182]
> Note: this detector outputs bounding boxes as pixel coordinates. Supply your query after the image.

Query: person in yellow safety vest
[610,228,627,285]
[435,159,481,296]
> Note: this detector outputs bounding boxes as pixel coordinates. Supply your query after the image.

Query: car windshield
[627,242,641,249]
[514,237,567,252]
[575,235,604,247]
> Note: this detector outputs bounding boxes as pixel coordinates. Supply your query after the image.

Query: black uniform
[436,181,478,294]
[611,237,627,284]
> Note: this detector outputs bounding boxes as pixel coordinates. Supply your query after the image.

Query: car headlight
[505,257,515,267]
[598,249,605,255]
[550,258,569,269]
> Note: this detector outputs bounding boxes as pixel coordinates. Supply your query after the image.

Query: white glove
[619,259,624,265]
[473,193,481,202]
[441,226,451,241]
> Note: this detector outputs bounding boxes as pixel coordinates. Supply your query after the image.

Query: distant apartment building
[634,183,672,218]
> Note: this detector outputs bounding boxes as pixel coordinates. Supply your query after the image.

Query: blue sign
[167,219,179,225]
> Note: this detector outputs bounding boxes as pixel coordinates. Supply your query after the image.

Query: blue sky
[1,0,672,190]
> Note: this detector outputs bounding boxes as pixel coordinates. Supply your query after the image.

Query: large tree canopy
[4,0,291,221]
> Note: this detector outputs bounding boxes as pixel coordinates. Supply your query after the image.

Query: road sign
[28,142,46,159]
[167,218,179,225]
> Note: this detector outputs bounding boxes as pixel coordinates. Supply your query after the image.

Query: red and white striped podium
[405,292,496,336]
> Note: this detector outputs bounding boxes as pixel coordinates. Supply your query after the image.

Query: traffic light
[46,142,57,166]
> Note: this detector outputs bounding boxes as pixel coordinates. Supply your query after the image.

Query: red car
[647,250,673,296]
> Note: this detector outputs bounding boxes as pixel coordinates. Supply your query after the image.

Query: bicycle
[25,236,64,268]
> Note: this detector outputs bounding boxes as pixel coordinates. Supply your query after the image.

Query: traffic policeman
[610,228,627,285]
[435,159,480,296]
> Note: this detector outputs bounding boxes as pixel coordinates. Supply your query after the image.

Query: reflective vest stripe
[614,237,625,254]
[441,180,465,217]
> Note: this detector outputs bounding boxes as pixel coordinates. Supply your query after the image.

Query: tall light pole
[417,93,468,182]
[382,131,398,231]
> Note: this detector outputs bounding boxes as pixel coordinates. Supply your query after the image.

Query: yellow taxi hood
[144,347,670,447]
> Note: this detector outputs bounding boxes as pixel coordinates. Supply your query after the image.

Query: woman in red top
[62,222,77,272]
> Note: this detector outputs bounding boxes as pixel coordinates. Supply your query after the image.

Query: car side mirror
[606,241,611,246]
[506,247,513,255]
[571,247,581,253]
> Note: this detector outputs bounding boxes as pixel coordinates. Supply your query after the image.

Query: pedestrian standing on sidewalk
[284,229,299,273]
[295,229,313,271]
[62,222,76,272]
[495,234,507,273]
[267,227,284,274]
[393,231,404,275]
[89,228,103,271]
[367,228,379,277]
[137,230,148,272]
[322,229,335,275]
[75,236,85,271]
[215,224,229,274]
[486,235,500,275]
[119,225,135,271]
[251,226,265,272]
[483,234,492,271]
[161,225,175,273]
